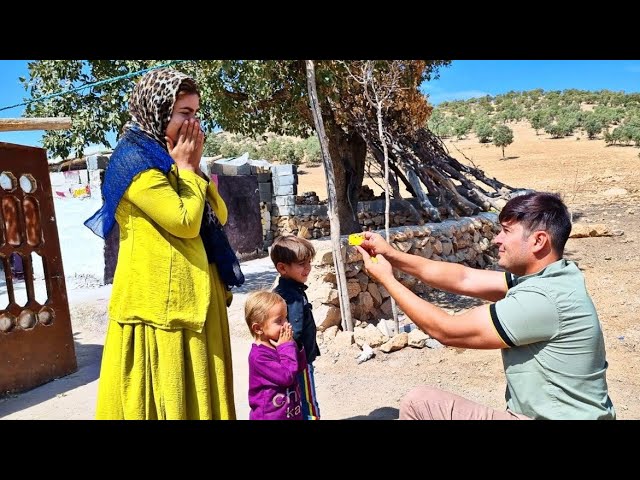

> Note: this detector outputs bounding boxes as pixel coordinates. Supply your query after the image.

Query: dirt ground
[292,122,640,419]
[2,122,638,420]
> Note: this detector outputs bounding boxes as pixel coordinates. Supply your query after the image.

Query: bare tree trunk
[324,116,367,234]
[305,60,353,332]
[374,100,399,332]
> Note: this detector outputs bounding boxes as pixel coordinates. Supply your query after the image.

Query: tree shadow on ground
[0,332,102,417]
[343,406,399,420]
[234,270,279,294]
[421,289,486,312]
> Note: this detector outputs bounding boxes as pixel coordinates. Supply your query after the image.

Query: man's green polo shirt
[490,259,615,420]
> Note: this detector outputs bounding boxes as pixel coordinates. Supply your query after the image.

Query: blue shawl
[84,126,173,239]
[84,126,245,289]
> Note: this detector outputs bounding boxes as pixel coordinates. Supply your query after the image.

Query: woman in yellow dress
[85,68,241,419]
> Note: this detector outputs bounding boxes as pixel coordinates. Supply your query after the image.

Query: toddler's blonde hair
[244,290,286,339]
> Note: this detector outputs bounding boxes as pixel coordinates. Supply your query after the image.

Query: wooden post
[305,60,354,332]
[0,118,72,132]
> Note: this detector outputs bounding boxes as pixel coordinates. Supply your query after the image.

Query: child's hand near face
[275,322,293,347]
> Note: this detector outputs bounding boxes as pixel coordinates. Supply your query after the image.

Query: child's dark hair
[270,235,316,266]
[499,191,572,255]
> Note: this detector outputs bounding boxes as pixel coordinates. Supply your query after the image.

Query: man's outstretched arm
[360,231,508,302]
[357,247,509,349]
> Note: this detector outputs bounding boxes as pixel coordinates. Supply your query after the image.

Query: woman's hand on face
[166,119,205,174]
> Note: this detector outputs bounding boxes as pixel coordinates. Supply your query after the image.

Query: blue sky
[0,60,42,147]
[2,60,640,151]
[424,60,640,104]
[0,60,117,153]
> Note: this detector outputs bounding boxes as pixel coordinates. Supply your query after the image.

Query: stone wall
[304,213,501,331]
[272,198,433,240]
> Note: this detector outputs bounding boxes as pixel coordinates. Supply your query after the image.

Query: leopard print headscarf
[123,67,196,147]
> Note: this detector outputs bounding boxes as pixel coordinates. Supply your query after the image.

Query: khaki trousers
[399,386,531,420]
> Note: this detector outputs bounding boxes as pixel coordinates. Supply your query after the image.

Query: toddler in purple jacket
[245,290,307,420]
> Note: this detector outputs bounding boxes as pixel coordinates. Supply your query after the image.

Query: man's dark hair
[499,191,572,255]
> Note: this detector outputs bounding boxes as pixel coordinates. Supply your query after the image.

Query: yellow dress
[95,166,236,419]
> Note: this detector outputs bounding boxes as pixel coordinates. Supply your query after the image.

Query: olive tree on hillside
[474,118,494,143]
[527,109,550,135]
[582,113,604,139]
[493,124,514,159]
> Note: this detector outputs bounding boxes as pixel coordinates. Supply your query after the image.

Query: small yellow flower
[348,233,365,246]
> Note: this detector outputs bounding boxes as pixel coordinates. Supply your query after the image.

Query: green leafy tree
[527,109,550,135]
[477,95,494,113]
[545,123,566,139]
[492,124,513,159]
[429,115,455,138]
[219,140,243,158]
[582,113,604,139]
[474,118,494,143]
[263,137,285,162]
[452,117,473,139]
[604,129,619,145]
[202,132,224,156]
[427,108,449,137]
[301,136,322,165]
[22,60,450,233]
